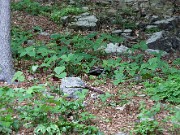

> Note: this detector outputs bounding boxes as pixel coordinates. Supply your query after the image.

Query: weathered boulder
[153,16,180,30]
[69,13,98,31]
[60,77,85,98]
[146,31,163,44]
[146,31,180,52]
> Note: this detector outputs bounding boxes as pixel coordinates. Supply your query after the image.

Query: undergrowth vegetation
[0,86,100,134]
[0,0,179,134]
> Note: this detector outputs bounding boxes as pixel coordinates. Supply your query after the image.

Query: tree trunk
[0,0,15,84]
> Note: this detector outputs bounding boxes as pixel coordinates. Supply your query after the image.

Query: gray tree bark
[0,0,15,84]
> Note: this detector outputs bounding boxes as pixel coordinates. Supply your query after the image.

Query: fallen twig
[66,84,105,94]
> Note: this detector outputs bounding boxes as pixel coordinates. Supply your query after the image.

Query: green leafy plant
[134,120,160,135]
[51,6,84,23]
[165,107,180,134]
[0,85,100,134]
[12,71,25,82]
[11,27,33,58]
[11,0,52,15]
[145,27,161,34]
[0,87,20,134]
[34,124,61,135]
[133,102,162,135]
[54,66,67,78]
[146,74,180,104]
[99,92,111,102]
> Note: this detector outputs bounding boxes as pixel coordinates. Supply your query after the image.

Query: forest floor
[1,1,180,135]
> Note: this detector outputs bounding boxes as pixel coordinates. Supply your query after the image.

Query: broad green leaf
[12,71,25,82]
[54,66,65,75]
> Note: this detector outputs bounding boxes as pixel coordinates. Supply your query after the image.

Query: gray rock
[90,93,99,99]
[78,15,98,22]
[121,29,133,36]
[61,16,69,24]
[121,34,137,41]
[112,29,123,35]
[76,20,96,27]
[146,31,163,44]
[153,16,180,30]
[145,49,168,56]
[149,15,159,23]
[124,0,136,2]
[116,105,126,111]
[137,94,146,97]
[78,12,90,17]
[39,32,50,36]
[154,17,175,25]
[70,14,98,31]
[60,77,85,98]
[82,7,89,11]
[146,31,180,52]
[146,25,158,29]
[69,0,75,4]
[123,29,132,33]
[115,132,128,135]
[105,43,131,54]
[27,40,35,45]
[112,29,135,38]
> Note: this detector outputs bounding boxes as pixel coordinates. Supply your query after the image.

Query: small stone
[123,29,132,33]
[115,131,128,135]
[112,29,123,34]
[39,32,50,36]
[90,93,99,99]
[60,77,85,98]
[146,25,158,29]
[82,7,89,11]
[105,43,131,54]
[83,101,87,106]
[27,40,35,45]
[116,105,126,111]
[70,13,98,30]
[137,94,146,97]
